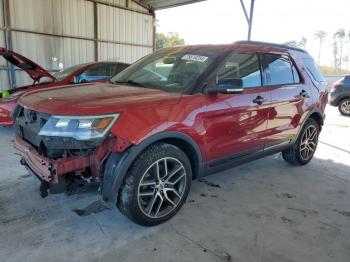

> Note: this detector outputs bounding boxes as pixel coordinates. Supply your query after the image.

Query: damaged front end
[14,134,113,197]
[13,105,128,197]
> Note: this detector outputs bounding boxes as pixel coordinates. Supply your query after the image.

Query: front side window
[262,54,300,85]
[111,47,226,93]
[217,52,262,88]
[78,63,124,82]
[110,64,129,76]
[53,64,88,82]
[80,64,109,78]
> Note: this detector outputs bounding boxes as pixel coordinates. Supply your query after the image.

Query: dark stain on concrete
[333,209,350,217]
[198,178,221,188]
[288,207,318,217]
[276,193,296,199]
[74,199,110,217]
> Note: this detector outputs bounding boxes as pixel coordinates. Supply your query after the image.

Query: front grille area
[14,105,50,149]
[14,105,105,159]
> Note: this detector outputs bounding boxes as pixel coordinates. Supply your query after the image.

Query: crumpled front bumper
[14,135,112,184]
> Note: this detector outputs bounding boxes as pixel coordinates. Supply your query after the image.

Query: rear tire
[338,98,350,116]
[118,143,192,226]
[282,118,320,166]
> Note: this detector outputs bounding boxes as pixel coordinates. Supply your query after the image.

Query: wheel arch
[338,96,350,105]
[102,131,205,206]
[293,108,324,144]
[309,111,324,127]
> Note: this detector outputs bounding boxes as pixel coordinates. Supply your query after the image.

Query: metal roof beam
[135,0,206,10]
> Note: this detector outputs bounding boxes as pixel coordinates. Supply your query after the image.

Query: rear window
[302,58,325,82]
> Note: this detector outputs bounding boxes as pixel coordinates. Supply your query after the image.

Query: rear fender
[292,108,324,143]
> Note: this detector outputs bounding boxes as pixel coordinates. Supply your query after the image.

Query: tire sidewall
[123,144,192,226]
[294,118,320,165]
[338,98,350,116]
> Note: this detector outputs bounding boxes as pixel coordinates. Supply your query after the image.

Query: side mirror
[206,78,244,95]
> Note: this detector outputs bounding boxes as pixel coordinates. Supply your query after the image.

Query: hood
[0,47,56,82]
[18,83,182,115]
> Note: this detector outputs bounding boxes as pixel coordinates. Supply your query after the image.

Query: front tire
[282,118,320,166]
[118,143,192,226]
[338,98,350,116]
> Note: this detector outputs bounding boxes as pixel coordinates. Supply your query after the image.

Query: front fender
[101,131,204,207]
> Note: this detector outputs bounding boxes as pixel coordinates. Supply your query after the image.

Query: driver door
[203,52,270,166]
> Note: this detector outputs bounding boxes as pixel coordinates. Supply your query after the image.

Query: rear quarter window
[302,58,325,82]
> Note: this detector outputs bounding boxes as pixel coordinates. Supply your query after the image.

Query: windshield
[110,47,227,93]
[52,63,89,82]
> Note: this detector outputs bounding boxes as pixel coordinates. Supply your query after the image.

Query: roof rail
[234,40,308,53]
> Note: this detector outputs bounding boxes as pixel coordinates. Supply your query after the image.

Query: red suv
[13,41,328,226]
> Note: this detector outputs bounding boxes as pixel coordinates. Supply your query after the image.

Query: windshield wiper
[113,79,146,88]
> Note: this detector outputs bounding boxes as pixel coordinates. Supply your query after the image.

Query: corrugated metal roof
[135,0,206,10]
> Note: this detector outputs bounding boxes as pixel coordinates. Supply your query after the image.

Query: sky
[156,0,350,68]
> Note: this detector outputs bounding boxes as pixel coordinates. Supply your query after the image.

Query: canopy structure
[135,0,206,10]
[137,0,255,40]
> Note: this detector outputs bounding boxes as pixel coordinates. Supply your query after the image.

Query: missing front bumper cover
[14,134,113,196]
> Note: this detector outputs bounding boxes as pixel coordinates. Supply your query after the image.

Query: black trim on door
[206,139,292,176]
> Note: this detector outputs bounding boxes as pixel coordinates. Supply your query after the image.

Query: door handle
[300,90,309,97]
[253,96,267,105]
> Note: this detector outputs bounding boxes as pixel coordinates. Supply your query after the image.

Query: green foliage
[156,32,185,50]
[320,65,350,75]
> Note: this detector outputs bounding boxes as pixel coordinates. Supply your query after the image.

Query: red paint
[15,43,328,184]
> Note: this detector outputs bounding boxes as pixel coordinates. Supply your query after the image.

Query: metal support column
[93,1,99,61]
[3,0,16,88]
[239,0,255,41]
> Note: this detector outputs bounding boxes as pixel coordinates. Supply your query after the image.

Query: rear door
[204,52,270,163]
[261,53,304,148]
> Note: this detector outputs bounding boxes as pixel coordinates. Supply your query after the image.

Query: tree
[334,29,346,71]
[347,31,350,70]
[284,40,298,47]
[299,36,307,48]
[332,40,339,70]
[285,37,307,48]
[314,30,327,65]
[156,32,185,50]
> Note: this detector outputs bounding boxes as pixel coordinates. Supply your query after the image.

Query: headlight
[38,114,120,140]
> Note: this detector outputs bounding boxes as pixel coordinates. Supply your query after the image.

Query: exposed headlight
[38,114,120,140]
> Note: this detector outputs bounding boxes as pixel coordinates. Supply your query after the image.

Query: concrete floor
[0,106,350,262]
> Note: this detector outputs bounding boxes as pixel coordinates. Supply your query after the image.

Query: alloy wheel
[340,100,350,114]
[137,157,187,219]
[299,125,318,161]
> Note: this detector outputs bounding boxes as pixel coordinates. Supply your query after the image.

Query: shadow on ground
[1,153,350,262]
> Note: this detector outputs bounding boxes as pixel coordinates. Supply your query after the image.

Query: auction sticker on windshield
[181,54,208,63]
